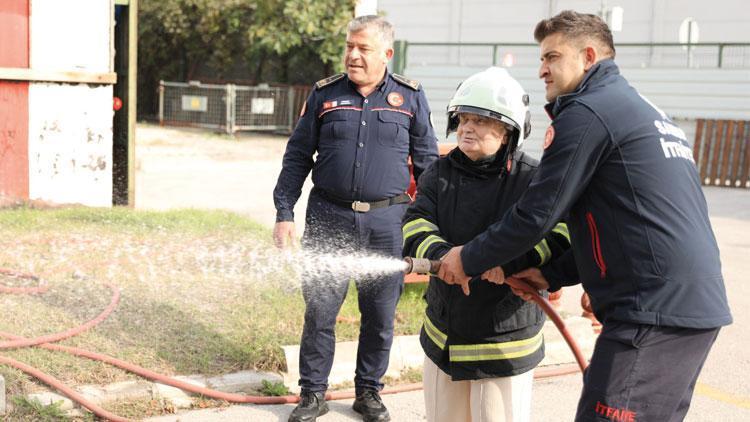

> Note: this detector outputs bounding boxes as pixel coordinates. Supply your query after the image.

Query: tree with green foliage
[137,0,357,118]
[248,0,356,78]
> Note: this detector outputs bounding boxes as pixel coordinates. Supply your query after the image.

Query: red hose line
[0,283,120,350]
[0,354,131,422]
[0,268,48,294]
[534,363,583,378]
[505,277,589,372]
[0,327,421,404]
[1,325,584,406]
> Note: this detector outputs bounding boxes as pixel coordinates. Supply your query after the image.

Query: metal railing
[392,41,750,73]
[158,81,311,134]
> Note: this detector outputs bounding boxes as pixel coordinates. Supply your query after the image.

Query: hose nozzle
[403,257,441,274]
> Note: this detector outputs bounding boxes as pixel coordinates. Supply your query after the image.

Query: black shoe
[288,391,329,422]
[352,390,390,422]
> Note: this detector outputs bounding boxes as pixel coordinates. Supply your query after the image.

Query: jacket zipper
[586,212,607,278]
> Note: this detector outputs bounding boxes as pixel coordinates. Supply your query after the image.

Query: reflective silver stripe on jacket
[423,314,543,362]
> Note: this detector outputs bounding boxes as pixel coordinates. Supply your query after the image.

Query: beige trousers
[423,356,533,422]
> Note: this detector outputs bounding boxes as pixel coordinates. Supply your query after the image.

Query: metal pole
[287,87,295,133]
[225,84,234,135]
[158,80,164,126]
[392,40,408,74]
[402,41,409,73]
[687,21,693,68]
[128,0,139,207]
[492,45,498,66]
[718,44,724,68]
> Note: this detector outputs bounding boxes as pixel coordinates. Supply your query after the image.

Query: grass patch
[0,206,427,420]
[105,397,177,419]
[259,379,291,396]
[7,396,72,421]
[383,366,423,385]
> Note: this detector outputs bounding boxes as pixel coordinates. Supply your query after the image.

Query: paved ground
[137,124,750,421]
[135,124,311,237]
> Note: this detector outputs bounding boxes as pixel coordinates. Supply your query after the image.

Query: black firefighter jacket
[461,59,732,329]
[402,147,570,380]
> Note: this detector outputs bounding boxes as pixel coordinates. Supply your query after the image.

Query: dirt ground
[135,123,312,237]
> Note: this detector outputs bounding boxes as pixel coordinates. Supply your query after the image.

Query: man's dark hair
[534,10,616,58]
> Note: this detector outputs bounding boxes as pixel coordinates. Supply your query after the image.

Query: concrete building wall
[407,65,750,159]
[380,0,749,43]
[380,0,749,158]
[384,0,749,68]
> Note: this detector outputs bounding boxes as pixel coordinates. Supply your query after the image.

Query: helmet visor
[447,105,520,132]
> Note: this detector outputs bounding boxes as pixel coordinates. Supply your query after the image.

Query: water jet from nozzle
[403,257,441,274]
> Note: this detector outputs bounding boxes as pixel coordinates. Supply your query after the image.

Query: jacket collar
[448,145,508,179]
[345,70,390,93]
[544,59,620,119]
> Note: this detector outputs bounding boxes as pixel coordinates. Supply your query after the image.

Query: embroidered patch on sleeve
[543,125,555,149]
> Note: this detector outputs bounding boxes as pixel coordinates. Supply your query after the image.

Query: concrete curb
[24,371,283,416]
[0,374,5,415]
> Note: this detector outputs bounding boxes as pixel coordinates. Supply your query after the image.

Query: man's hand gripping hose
[404,257,589,372]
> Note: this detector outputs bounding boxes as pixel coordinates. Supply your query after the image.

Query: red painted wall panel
[0,81,29,201]
[0,0,30,201]
[0,0,30,67]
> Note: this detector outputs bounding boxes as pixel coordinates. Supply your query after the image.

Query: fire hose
[0,260,588,421]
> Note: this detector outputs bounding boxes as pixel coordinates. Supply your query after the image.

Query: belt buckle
[352,201,370,212]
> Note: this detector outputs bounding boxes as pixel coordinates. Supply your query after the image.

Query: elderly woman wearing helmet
[402,67,571,422]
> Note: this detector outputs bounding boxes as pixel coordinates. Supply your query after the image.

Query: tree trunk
[253,50,267,84]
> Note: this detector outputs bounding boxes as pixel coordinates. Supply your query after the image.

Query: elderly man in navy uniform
[273,15,438,422]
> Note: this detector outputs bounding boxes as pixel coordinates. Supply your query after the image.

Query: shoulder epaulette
[315,73,345,90]
[392,73,420,90]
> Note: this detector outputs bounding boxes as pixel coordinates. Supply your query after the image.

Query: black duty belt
[317,189,411,212]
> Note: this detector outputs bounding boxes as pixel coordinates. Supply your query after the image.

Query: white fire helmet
[447,67,531,148]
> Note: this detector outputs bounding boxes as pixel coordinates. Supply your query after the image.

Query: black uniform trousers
[298,189,405,394]
[575,320,720,421]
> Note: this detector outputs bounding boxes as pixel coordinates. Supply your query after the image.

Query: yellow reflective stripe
[416,234,445,259]
[423,314,447,350]
[449,331,543,362]
[403,218,440,243]
[534,239,552,265]
[552,222,570,243]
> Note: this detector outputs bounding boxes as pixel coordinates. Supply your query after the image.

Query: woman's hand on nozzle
[481,266,505,284]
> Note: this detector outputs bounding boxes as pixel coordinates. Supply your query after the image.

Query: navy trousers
[575,320,720,421]
[298,189,405,393]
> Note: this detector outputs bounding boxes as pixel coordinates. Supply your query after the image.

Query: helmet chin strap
[500,129,521,174]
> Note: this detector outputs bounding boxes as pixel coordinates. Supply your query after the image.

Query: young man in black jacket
[437,10,732,421]
[403,67,570,422]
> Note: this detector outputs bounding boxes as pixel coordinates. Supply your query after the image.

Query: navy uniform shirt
[274,72,439,222]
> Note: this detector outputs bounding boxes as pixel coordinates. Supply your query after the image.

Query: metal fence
[392,41,750,73]
[158,81,311,134]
